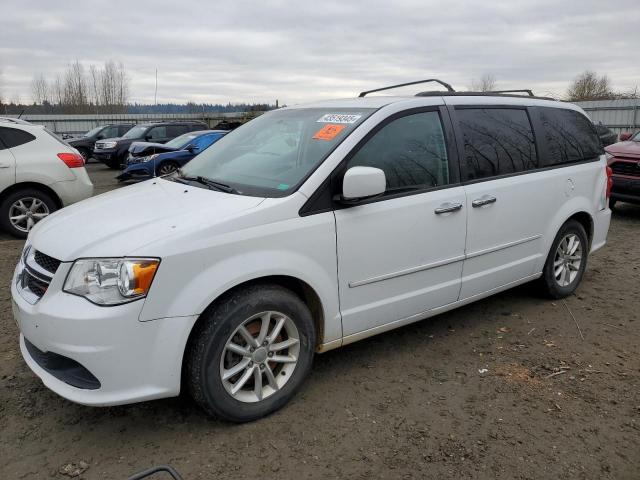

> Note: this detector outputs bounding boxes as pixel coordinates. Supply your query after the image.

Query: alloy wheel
[9,197,50,233]
[553,233,582,287]
[158,163,178,175]
[219,311,300,403]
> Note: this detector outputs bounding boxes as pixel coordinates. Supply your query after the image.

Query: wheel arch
[567,211,594,249]
[0,182,63,209]
[185,274,326,351]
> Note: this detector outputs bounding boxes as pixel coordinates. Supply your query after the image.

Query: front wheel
[539,220,588,299]
[156,161,178,176]
[186,284,316,422]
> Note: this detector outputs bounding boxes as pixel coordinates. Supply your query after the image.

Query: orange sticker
[313,124,345,141]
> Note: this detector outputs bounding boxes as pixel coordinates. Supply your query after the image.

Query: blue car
[116,130,227,181]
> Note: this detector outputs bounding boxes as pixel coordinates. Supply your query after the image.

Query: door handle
[434,202,463,214]
[472,195,497,208]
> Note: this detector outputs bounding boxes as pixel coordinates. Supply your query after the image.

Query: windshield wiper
[194,176,237,193]
[172,170,238,193]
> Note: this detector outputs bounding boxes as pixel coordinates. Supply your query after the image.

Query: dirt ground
[1,163,639,479]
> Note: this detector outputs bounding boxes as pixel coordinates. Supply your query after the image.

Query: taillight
[57,152,85,168]
[606,165,613,199]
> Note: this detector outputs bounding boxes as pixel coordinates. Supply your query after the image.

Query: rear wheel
[539,220,588,299]
[186,284,316,422]
[0,188,58,238]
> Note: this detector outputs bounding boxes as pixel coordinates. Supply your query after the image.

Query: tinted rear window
[536,107,602,165]
[457,108,538,181]
[0,127,36,149]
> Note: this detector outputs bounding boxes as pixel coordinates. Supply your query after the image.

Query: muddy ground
[1,163,639,479]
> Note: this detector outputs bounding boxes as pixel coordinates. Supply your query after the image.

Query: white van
[12,81,611,422]
[0,118,93,237]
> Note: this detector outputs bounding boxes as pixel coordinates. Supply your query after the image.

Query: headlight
[101,141,118,149]
[142,154,159,163]
[64,258,160,306]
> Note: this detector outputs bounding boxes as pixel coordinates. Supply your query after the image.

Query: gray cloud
[1,0,638,105]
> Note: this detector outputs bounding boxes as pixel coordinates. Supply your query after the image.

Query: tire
[0,188,58,238]
[539,220,588,299]
[186,284,316,422]
[105,158,121,169]
[156,161,178,176]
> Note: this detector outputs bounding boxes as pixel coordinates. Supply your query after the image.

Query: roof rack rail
[487,89,535,97]
[359,79,455,97]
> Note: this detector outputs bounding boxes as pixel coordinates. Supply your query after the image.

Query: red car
[605,131,640,207]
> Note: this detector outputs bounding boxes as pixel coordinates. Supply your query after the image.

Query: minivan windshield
[179,108,374,197]
[122,125,149,139]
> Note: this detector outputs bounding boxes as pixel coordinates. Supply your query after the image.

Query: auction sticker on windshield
[317,114,362,124]
[313,124,345,141]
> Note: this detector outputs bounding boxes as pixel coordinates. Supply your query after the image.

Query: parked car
[66,124,134,161]
[604,130,640,207]
[12,81,611,422]
[93,121,208,169]
[117,130,228,181]
[594,124,618,147]
[0,117,93,238]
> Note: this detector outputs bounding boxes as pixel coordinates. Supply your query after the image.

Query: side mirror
[342,166,386,201]
[619,132,632,141]
[186,144,199,153]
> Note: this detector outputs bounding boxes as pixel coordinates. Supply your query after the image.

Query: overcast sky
[1,0,638,105]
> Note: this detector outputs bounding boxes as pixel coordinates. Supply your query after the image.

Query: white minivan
[12,81,611,422]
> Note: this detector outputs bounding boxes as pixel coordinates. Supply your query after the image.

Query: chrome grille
[16,247,56,304]
[611,160,640,177]
[34,250,61,274]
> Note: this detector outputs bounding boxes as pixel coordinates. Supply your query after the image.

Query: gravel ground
[1,163,639,479]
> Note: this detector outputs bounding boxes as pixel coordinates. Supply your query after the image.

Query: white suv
[0,118,93,237]
[12,82,611,422]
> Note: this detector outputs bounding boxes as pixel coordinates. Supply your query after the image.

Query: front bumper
[611,176,640,204]
[12,262,197,406]
[116,163,153,181]
[93,149,120,166]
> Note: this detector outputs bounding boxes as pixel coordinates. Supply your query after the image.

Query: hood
[29,179,265,261]
[129,141,177,156]
[605,140,640,157]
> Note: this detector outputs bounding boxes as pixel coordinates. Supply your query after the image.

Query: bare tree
[31,73,50,105]
[63,61,89,112]
[471,73,497,92]
[566,71,613,101]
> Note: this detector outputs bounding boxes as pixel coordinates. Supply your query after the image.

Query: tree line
[469,70,638,101]
[28,60,129,114]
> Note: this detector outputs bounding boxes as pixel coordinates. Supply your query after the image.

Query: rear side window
[119,125,133,136]
[167,125,189,137]
[536,107,602,165]
[456,108,537,181]
[147,126,167,140]
[100,126,119,138]
[347,111,450,193]
[0,127,36,149]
